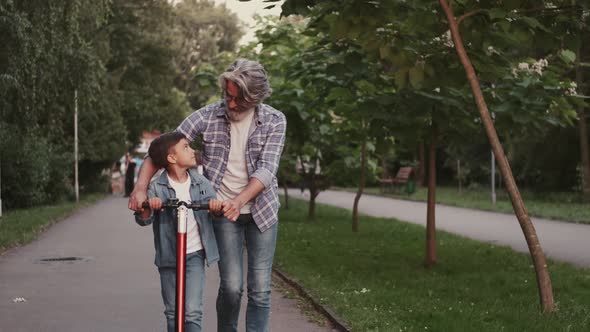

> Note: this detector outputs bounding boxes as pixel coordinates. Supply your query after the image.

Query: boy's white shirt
[217,108,255,214]
[167,173,202,253]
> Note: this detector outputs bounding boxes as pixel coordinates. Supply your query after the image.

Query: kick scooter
[143,198,210,332]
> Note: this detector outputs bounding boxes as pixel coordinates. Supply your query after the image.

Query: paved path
[0,196,334,332]
[288,189,590,268]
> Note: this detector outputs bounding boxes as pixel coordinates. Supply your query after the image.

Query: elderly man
[129,59,286,332]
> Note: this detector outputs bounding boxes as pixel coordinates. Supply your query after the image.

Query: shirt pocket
[202,132,226,161]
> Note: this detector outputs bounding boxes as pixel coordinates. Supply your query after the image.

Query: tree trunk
[282,182,289,210]
[439,0,555,312]
[576,46,590,202]
[425,124,437,267]
[353,135,367,233]
[308,174,317,220]
[381,153,390,178]
[457,159,462,194]
[419,142,427,186]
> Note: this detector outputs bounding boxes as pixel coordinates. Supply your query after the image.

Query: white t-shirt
[167,174,202,253]
[217,108,255,214]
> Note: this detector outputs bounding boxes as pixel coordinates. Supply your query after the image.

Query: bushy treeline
[0,0,242,208]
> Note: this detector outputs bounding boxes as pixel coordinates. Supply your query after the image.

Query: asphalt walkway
[287,189,590,268]
[0,196,334,332]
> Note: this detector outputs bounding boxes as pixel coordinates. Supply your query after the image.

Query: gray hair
[218,59,272,104]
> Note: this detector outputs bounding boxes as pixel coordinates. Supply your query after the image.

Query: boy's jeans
[214,214,278,332]
[159,250,205,332]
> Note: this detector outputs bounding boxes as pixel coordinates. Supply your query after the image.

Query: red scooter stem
[176,233,186,332]
[175,205,188,332]
[176,227,187,332]
[142,199,208,332]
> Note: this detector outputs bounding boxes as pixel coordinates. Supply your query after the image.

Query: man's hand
[128,188,148,212]
[221,199,243,222]
[208,199,223,216]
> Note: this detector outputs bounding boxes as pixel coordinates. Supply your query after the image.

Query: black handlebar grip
[141,200,210,210]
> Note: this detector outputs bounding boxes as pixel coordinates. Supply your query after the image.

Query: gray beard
[227,107,254,122]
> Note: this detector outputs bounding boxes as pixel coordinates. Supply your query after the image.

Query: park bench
[378,166,414,193]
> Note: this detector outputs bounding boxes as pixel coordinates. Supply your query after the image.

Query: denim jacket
[134,169,219,268]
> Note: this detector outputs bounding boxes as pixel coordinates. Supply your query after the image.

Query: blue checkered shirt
[176,100,286,232]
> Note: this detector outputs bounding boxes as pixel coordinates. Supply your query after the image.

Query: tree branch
[456,9,483,26]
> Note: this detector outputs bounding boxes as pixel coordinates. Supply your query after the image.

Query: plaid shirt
[176,100,286,232]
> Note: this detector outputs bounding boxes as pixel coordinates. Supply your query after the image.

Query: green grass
[334,186,590,224]
[0,194,106,253]
[276,198,590,332]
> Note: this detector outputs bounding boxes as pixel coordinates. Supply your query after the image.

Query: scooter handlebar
[141,199,209,210]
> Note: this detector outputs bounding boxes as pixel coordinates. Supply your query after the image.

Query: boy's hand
[208,199,223,216]
[148,197,163,211]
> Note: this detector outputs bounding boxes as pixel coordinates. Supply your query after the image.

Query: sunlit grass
[276,198,590,331]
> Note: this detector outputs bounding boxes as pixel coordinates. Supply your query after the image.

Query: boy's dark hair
[148,131,186,169]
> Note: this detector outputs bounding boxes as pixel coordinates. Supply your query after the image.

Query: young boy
[135,131,221,332]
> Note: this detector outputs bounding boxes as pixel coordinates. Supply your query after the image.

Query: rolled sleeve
[134,211,155,226]
[133,182,157,226]
[251,168,274,188]
[251,113,286,189]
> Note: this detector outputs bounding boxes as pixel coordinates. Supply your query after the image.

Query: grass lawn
[333,186,590,224]
[275,198,590,331]
[0,194,106,253]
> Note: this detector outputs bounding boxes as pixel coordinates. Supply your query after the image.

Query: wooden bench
[378,166,413,193]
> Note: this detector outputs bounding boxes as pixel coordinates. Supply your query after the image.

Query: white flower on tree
[486,46,499,55]
[518,62,530,71]
[443,30,454,48]
[512,58,549,77]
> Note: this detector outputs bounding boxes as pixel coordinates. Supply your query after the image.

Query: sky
[213,0,285,45]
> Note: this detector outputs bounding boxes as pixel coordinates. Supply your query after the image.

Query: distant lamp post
[74,90,79,203]
[0,158,3,219]
[491,150,496,205]
[490,111,496,205]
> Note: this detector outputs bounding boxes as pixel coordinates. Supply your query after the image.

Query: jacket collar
[156,168,203,188]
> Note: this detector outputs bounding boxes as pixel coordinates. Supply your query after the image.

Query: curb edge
[272,267,352,332]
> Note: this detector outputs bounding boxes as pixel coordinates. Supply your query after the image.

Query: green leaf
[290,101,305,111]
[354,80,377,94]
[299,110,310,120]
[375,95,396,105]
[488,8,506,19]
[326,87,353,103]
[394,69,408,89]
[560,49,576,63]
[379,46,392,60]
[520,17,550,32]
[408,66,424,89]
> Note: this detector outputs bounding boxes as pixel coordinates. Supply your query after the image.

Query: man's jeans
[159,250,205,332]
[214,214,278,332]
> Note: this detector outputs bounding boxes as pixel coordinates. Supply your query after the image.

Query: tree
[172,0,243,108]
[0,0,123,206]
[279,0,583,312]
[438,0,557,312]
